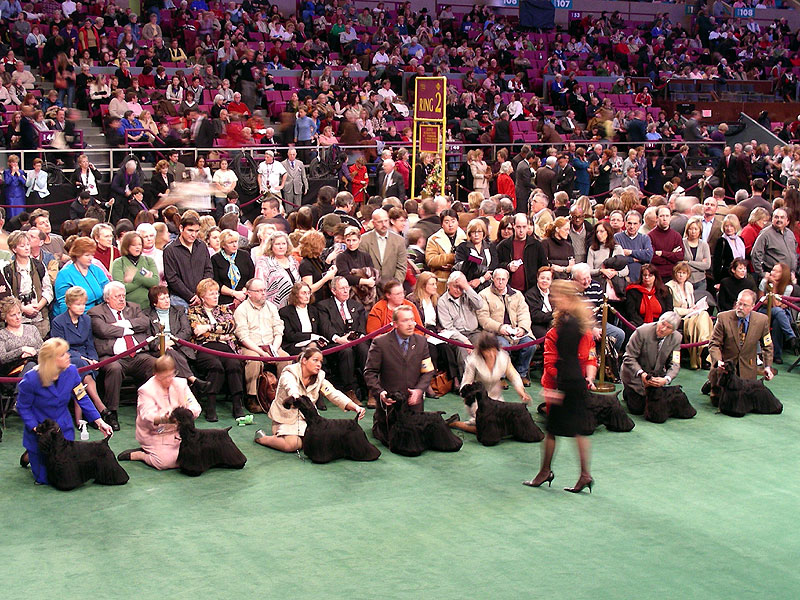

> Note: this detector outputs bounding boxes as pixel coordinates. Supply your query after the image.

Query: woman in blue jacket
[17,338,112,485]
[2,154,26,219]
[572,147,591,197]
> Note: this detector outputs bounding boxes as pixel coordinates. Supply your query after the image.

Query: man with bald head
[359,208,407,285]
[376,158,406,201]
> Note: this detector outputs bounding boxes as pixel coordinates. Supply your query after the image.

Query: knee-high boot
[204,394,218,423]
[231,395,245,419]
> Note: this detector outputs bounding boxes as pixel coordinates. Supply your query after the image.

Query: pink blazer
[135,376,201,447]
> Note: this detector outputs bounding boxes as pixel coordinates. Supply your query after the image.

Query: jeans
[606,323,625,353]
[498,335,535,379]
[762,306,796,359]
[57,86,75,108]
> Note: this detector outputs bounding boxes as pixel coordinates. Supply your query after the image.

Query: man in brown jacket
[708,289,774,404]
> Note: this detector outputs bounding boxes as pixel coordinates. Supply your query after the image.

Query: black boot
[103,409,120,431]
[191,377,213,395]
[205,395,218,422]
[232,396,245,419]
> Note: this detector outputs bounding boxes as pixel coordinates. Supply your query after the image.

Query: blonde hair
[64,286,88,307]
[38,338,69,387]
[467,191,484,211]
[466,218,488,237]
[544,216,570,238]
[265,231,294,258]
[550,279,591,333]
[196,277,219,298]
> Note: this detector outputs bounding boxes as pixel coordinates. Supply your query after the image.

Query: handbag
[254,370,278,413]
[429,371,453,397]
[54,72,68,90]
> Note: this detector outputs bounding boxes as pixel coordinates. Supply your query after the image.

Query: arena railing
[0,140,723,182]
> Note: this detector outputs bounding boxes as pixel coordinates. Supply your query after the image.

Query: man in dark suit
[376,158,406,201]
[515,154,536,214]
[317,276,368,404]
[89,281,157,431]
[669,145,691,185]
[365,305,434,423]
[109,158,143,225]
[491,111,512,145]
[535,156,557,203]
[413,199,441,240]
[626,110,647,143]
[190,108,216,152]
[555,153,575,197]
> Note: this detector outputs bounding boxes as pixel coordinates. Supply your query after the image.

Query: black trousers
[100,352,157,410]
[193,341,243,398]
[325,343,367,391]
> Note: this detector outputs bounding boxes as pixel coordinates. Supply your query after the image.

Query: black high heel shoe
[564,477,594,494]
[522,471,554,488]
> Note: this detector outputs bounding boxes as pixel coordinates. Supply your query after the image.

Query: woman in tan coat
[255,346,365,453]
[424,209,467,294]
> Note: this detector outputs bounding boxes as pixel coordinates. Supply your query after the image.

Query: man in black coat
[669,145,692,185]
[515,154,536,214]
[626,110,647,143]
[555,153,575,197]
[189,108,216,152]
[535,156,558,203]
[109,159,142,223]
[496,213,547,293]
[316,276,368,404]
[364,305,434,413]
[492,111,512,145]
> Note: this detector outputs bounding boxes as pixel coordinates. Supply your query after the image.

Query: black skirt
[546,383,588,438]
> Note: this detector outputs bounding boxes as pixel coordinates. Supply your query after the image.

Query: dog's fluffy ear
[283,396,299,409]
[459,382,485,398]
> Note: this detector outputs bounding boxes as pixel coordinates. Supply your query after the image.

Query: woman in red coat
[496,160,516,204]
[350,157,368,204]
[525,279,597,493]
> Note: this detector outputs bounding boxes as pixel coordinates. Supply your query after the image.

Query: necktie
[291,161,295,169]
[738,318,747,346]
[339,301,347,321]
[383,172,391,195]
[117,310,136,354]
[400,339,408,355]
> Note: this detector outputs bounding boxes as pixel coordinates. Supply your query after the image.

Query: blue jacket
[52,263,109,316]
[49,311,99,368]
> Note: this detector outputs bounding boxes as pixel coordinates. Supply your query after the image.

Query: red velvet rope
[414,324,545,350]
[0,196,77,209]
[170,324,393,362]
[0,337,154,384]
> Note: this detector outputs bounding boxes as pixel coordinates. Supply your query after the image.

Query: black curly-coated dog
[283,396,380,463]
[372,391,463,457]
[172,407,247,476]
[624,385,696,423]
[36,419,129,491]
[460,382,544,445]
[708,361,783,418]
[582,391,637,433]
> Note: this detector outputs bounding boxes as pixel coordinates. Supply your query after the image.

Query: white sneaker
[78,420,89,441]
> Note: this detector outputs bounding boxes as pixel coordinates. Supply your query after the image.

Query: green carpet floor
[0,366,798,599]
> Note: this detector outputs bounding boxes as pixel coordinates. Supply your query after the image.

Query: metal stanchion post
[159,325,166,357]
[595,297,616,393]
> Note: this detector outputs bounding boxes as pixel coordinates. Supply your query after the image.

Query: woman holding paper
[666,262,713,369]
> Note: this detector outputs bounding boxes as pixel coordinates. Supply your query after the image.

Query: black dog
[460,382,543,446]
[373,392,463,457]
[582,391,637,434]
[708,361,783,418]
[172,407,247,476]
[624,386,696,423]
[283,396,381,463]
[36,419,129,491]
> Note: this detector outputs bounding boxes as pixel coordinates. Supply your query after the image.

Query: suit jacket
[148,171,174,207]
[359,230,407,285]
[110,169,143,221]
[702,215,724,254]
[88,301,152,358]
[708,310,773,379]
[555,164,575,196]
[376,169,406,201]
[535,166,556,202]
[194,115,215,148]
[670,153,689,184]
[277,304,321,353]
[143,306,195,360]
[316,296,367,339]
[523,285,553,337]
[620,323,682,395]
[364,331,434,399]
[515,160,534,212]
[281,158,308,195]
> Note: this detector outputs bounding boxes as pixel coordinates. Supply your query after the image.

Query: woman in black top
[278,281,324,355]
[334,226,377,291]
[211,229,254,305]
[591,150,613,200]
[298,230,337,304]
[716,258,757,313]
[454,218,497,292]
[541,217,575,279]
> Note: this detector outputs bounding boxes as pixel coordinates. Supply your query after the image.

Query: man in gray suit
[281,147,308,212]
[359,208,407,285]
[515,154,536,214]
[620,312,682,414]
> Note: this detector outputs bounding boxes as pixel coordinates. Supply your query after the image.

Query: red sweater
[648,226,684,280]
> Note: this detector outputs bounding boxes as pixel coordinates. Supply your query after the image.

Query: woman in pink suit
[117,355,202,470]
